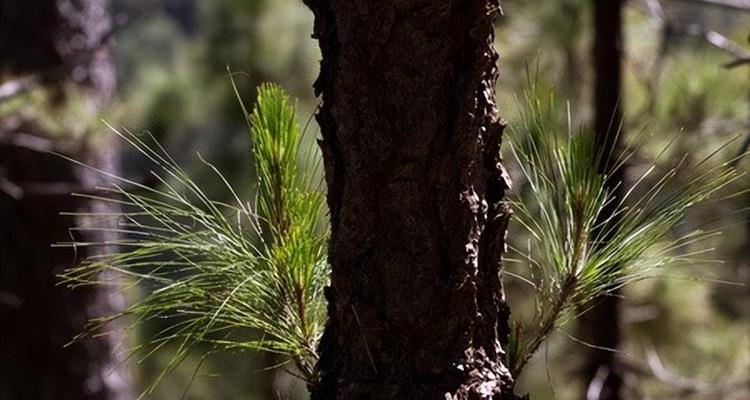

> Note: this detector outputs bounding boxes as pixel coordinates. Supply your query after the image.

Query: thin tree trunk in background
[581,0,625,399]
[560,0,585,103]
[0,1,130,399]
[302,1,516,398]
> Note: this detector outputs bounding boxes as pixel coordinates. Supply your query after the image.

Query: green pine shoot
[504,85,744,378]
[60,83,328,395]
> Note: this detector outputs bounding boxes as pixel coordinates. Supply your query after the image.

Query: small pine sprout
[59,82,328,396]
[504,84,744,379]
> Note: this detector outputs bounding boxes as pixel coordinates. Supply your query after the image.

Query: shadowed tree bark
[0,1,130,399]
[580,0,625,399]
[302,1,517,399]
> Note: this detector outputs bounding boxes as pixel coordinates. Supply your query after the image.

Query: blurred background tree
[0,0,748,399]
[579,0,626,399]
[0,1,130,399]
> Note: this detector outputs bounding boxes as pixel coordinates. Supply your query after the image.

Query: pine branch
[62,83,328,395]
[677,0,750,11]
[505,84,743,379]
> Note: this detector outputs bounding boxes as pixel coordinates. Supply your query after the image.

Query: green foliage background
[13,0,747,398]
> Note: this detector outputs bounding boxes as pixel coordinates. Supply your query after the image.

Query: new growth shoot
[60,83,328,395]
[504,86,744,379]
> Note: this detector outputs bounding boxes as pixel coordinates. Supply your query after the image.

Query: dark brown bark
[302,1,515,399]
[580,1,625,399]
[0,1,129,399]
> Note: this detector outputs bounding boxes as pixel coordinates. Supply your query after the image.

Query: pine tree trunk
[580,0,625,399]
[0,1,130,399]
[302,1,516,398]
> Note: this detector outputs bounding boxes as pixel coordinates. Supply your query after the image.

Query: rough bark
[302,1,515,399]
[580,1,625,399]
[0,1,129,399]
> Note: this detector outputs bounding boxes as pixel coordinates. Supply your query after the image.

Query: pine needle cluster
[504,86,744,378]
[60,83,327,394]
